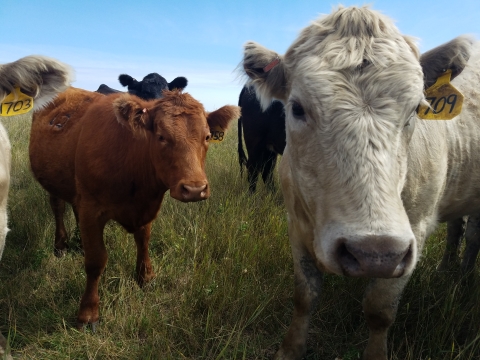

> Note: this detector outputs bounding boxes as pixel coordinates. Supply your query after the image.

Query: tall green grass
[0,113,479,359]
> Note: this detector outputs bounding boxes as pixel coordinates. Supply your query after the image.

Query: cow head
[242,5,474,278]
[119,73,188,100]
[113,91,240,202]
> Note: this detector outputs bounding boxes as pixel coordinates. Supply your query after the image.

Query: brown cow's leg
[134,222,155,286]
[362,276,410,360]
[274,252,323,360]
[437,217,465,271]
[77,210,108,329]
[50,194,68,257]
[70,204,83,252]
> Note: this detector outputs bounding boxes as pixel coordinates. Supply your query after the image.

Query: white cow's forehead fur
[283,6,425,105]
[284,6,420,71]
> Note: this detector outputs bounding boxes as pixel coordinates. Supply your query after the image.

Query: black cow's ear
[168,77,188,91]
[420,35,474,89]
[119,74,134,87]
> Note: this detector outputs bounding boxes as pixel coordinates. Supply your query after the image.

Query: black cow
[96,73,188,99]
[238,85,286,192]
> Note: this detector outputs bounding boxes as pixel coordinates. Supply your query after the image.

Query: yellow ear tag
[417,70,463,120]
[209,126,226,143]
[1,87,34,116]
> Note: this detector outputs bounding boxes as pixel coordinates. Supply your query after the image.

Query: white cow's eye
[291,101,306,119]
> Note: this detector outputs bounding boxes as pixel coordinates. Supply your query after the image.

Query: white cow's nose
[336,235,414,278]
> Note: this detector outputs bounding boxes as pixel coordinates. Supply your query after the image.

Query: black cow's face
[139,73,168,100]
[119,73,186,101]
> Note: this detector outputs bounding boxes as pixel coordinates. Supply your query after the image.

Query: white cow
[242,6,478,360]
[0,54,73,359]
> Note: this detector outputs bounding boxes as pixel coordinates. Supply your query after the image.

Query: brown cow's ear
[242,41,287,110]
[420,35,474,89]
[207,105,241,131]
[113,95,153,135]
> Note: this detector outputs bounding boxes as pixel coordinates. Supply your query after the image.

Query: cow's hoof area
[137,272,156,287]
[54,247,67,258]
[273,347,305,360]
[76,321,99,333]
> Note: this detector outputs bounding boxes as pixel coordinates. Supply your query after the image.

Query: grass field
[0,112,479,359]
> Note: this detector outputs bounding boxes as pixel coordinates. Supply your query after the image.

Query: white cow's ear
[113,95,153,136]
[420,35,474,89]
[242,41,287,110]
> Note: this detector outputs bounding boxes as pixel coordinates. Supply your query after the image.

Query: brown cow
[30,87,240,328]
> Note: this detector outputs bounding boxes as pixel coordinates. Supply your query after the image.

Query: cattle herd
[1,5,479,360]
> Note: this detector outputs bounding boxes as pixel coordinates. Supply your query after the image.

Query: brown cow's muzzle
[170,182,209,202]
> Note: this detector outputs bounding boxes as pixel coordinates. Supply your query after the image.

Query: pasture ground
[0,112,479,359]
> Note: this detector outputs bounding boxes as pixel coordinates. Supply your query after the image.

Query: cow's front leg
[275,249,323,360]
[77,210,108,329]
[362,276,411,360]
[134,222,155,286]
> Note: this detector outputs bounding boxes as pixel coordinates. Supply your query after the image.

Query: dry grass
[0,113,479,359]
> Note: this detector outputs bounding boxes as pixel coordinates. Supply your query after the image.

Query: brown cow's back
[30,87,105,203]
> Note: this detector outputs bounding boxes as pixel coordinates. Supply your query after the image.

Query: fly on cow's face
[357,58,371,71]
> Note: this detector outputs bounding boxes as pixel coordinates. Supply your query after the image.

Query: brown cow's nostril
[181,185,190,197]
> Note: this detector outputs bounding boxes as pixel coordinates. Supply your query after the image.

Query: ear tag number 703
[0,86,34,117]
[417,69,464,120]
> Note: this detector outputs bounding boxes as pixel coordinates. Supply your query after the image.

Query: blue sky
[1,0,478,111]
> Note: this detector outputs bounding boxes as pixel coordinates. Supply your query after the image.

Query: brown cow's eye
[291,101,305,119]
[206,133,211,141]
[159,135,165,142]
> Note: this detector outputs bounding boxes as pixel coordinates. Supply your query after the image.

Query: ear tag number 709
[417,69,464,120]
[0,86,34,117]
